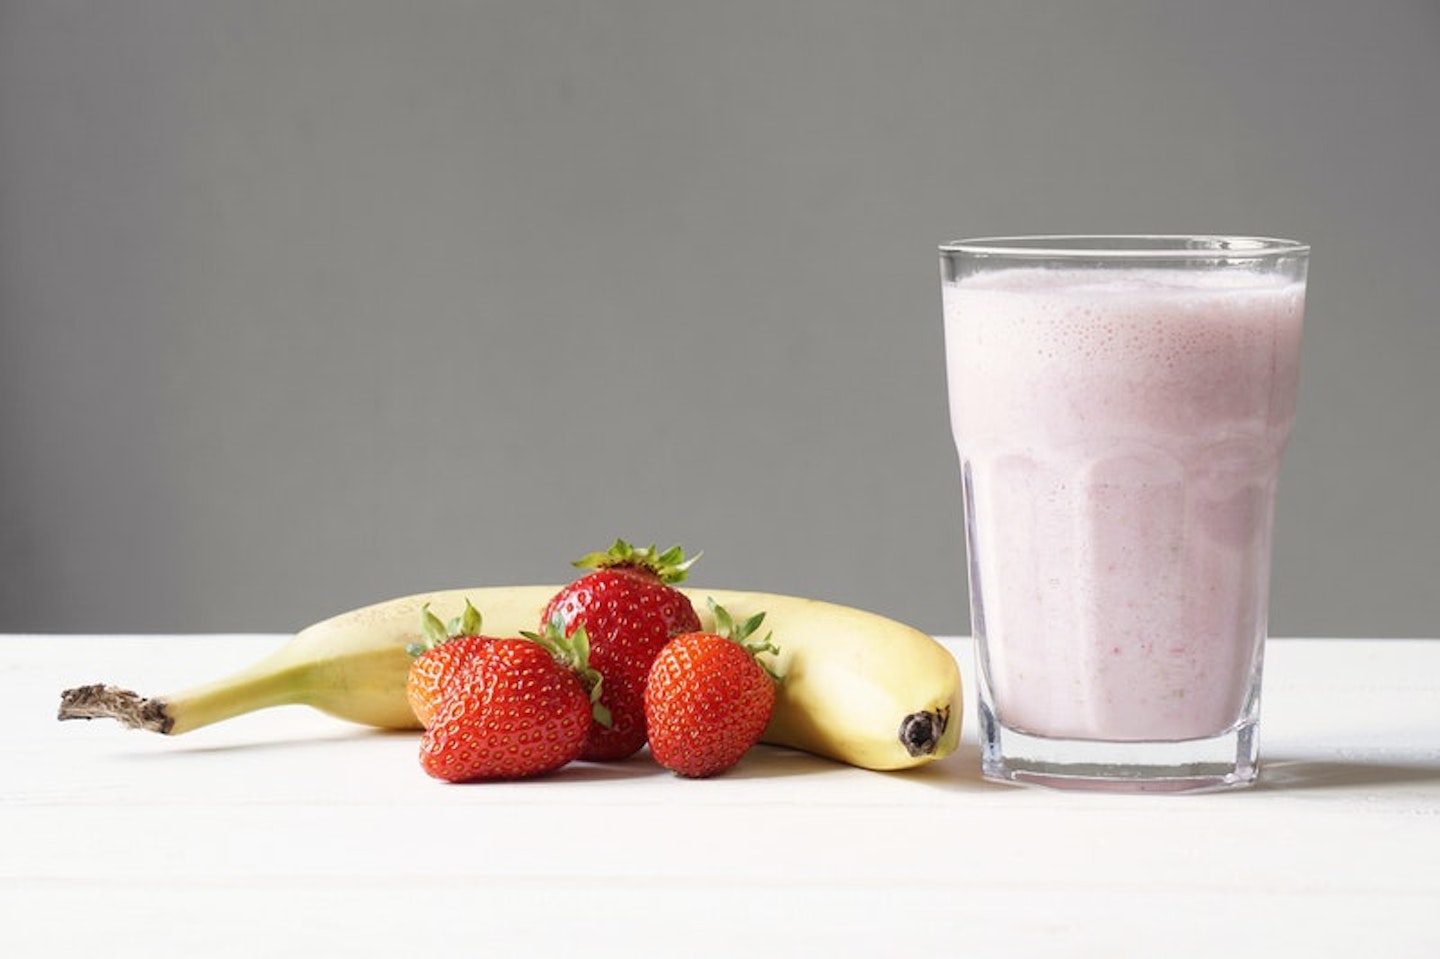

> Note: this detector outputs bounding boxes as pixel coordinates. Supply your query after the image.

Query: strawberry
[406,600,495,728]
[644,600,781,778]
[541,540,702,761]
[418,624,608,783]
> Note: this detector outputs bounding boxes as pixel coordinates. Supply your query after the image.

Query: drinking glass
[941,236,1308,791]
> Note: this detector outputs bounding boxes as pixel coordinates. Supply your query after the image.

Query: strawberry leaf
[409,599,483,658]
[446,599,483,639]
[706,598,782,683]
[571,539,700,584]
[521,618,613,729]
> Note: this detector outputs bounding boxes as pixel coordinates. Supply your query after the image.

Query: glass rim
[939,234,1309,259]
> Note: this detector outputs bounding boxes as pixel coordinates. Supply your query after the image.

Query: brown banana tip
[898,706,950,758]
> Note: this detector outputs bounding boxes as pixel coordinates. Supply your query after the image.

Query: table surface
[4,633,1438,957]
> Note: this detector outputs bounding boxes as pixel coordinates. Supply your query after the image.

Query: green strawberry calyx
[523,618,614,729]
[708,598,782,683]
[572,539,700,584]
[408,599,484,658]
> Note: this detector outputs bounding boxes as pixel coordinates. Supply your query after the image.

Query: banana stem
[57,684,174,732]
[58,653,311,735]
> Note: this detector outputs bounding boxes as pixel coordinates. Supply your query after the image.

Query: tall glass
[941,236,1308,792]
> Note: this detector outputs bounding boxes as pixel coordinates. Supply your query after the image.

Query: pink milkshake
[941,236,1307,790]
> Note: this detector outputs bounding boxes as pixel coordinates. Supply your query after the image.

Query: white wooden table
[4,635,1437,957]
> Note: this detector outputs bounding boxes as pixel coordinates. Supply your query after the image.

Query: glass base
[979,700,1260,793]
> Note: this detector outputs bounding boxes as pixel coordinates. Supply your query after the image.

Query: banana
[58,586,963,770]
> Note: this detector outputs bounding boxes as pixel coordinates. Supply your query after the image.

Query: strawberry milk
[944,263,1305,746]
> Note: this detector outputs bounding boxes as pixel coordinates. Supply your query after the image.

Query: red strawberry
[644,601,780,778]
[406,600,495,728]
[418,625,608,783]
[542,540,702,761]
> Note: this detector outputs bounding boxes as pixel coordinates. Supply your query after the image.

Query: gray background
[2,1,1437,637]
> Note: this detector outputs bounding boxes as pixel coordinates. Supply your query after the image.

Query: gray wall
[3,1,1437,637]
